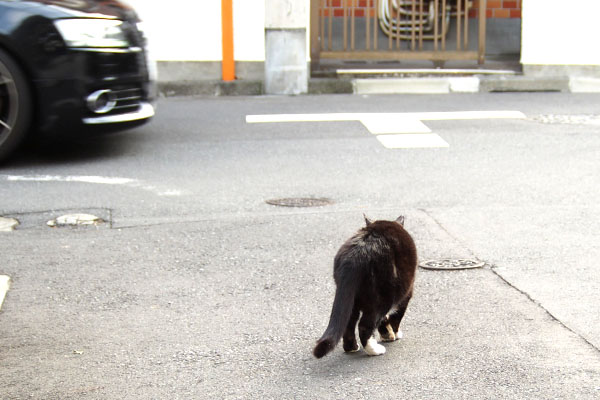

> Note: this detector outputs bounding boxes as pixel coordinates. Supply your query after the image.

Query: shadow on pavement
[3,130,141,168]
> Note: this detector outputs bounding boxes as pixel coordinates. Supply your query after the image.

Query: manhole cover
[419,259,485,271]
[265,197,334,207]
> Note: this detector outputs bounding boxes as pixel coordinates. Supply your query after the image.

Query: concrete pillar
[264,0,308,95]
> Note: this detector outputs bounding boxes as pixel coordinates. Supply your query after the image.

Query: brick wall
[469,0,522,18]
[321,0,522,19]
[321,0,374,18]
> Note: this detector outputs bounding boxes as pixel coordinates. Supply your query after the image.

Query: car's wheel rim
[0,59,19,146]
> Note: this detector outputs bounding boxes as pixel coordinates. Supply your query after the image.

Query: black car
[0,0,156,161]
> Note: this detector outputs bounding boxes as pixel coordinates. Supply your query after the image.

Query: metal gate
[310,0,487,71]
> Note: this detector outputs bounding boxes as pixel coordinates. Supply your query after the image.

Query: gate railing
[310,0,487,70]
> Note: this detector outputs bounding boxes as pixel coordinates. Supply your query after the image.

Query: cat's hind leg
[388,293,412,340]
[358,312,386,356]
[377,315,397,342]
[342,306,360,353]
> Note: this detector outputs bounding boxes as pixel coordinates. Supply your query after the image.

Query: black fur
[313,216,417,358]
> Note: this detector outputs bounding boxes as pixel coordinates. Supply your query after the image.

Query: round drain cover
[419,259,485,271]
[265,197,333,208]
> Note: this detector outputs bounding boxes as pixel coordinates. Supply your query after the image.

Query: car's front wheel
[0,48,32,163]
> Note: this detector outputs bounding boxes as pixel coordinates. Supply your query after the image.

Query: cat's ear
[363,214,373,226]
[395,216,405,226]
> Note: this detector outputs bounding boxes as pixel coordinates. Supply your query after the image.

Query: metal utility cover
[419,259,485,271]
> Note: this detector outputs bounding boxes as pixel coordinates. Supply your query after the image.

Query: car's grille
[91,52,140,78]
[112,87,142,113]
[85,85,143,117]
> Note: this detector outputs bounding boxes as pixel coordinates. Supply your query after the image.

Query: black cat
[313,216,417,358]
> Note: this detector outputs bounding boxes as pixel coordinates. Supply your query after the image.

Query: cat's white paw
[364,337,386,356]
[395,329,403,340]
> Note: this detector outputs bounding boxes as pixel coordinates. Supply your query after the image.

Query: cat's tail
[313,263,361,358]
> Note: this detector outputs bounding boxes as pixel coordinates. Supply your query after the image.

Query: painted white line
[245,111,526,124]
[0,275,10,311]
[1,175,184,197]
[377,134,450,149]
[246,110,525,149]
[246,113,360,123]
[360,115,431,134]
[5,175,135,185]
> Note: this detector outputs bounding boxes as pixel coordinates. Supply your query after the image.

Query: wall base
[523,64,600,78]
[157,61,264,82]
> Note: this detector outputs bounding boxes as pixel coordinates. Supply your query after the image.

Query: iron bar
[441,0,446,51]
[328,0,333,50]
[419,0,423,49]
[343,0,348,50]
[351,0,356,51]
[456,0,462,50]
[433,0,438,51]
[374,0,378,50]
[366,0,371,49]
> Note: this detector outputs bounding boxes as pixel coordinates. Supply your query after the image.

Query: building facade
[128,0,600,93]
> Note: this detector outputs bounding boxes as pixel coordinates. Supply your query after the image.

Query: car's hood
[10,0,138,21]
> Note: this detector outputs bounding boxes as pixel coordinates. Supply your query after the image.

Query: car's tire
[0,48,32,163]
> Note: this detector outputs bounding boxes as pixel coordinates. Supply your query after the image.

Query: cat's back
[364,220,417,268]
[335,221,414,262]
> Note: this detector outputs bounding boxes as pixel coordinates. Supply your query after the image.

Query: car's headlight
[54,19,129,48]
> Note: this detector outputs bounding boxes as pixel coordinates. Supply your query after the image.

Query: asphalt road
[1,93,599,399]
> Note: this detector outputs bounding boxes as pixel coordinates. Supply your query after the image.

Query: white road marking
[245,111,526,125]
[1,175,183,197]
[360,115,431,134]
[0,275,10,311]
[246,110,525,149]
[6,175,135,185]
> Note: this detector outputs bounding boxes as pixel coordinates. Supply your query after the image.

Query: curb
[157,76,600,97]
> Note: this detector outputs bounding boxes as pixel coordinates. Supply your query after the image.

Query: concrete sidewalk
[157,74,600,97]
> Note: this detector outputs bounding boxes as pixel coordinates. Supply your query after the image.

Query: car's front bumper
[83,101,154,124]
[33,46,156,137]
